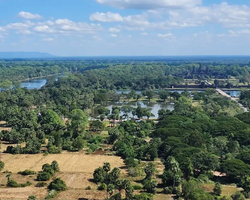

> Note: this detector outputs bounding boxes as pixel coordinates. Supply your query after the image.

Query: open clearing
[0,152,126,199]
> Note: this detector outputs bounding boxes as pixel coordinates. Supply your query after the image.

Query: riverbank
[20,73,63,82]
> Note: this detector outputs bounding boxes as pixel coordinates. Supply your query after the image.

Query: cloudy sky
[0,0,250,56]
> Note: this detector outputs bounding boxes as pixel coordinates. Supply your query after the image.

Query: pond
[106,101,175,119]
[21,75,63,90]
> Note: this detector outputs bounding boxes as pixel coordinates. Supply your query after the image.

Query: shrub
[133,184,143,190]
[0,161,4,171]
[35,182,47,187]
[128,167,144,177]
[20,181,32,187]
[37,172,51,181]
[48,146,61,154]
[42,164,54,176]
[18,170,36,176]
[98,183,107,190]
[124,157,138,168]
[133,193,153,200]
[51,161,60,172]
[86,186,91,190]
[163,187,173,194]
[7,180,31,187]
[7,179,19,187]
[48,178,67,191]
[45,190,58,199]
[27,195,36,200]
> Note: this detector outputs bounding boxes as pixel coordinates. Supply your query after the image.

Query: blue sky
[0,0,250,56]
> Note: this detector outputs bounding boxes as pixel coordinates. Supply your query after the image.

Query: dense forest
[1,57,250,87]
[0,58,250,199]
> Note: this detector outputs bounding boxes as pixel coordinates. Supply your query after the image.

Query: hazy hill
[0,52,56,59]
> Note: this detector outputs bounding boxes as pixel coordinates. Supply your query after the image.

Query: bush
[48,178,67,191]
[98,183,107,190]
[86,186,91,190]
[35,182,47,187]
[48,146,61,154]
[231,191,246,200]
[128,167,144,177]
[243,191,250,198]
[163,186,173,194]
[20,181,32,187]
[45,190,58,199]
[133,193,153,200]
[18,170,36,176]
[124,157,138,168]
[27,195,36,200]
[42,164,54,176]
[7,179,19,187]
[133,184,143,190]
[0,161,4,171]
[7,180,31,187]
[37,172,51,181]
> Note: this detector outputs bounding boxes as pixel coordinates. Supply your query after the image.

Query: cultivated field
[0,151,126,200]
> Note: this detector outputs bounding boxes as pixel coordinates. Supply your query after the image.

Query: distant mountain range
[0,52,56,59]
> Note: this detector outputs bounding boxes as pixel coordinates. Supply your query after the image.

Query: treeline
[1,58,250,84]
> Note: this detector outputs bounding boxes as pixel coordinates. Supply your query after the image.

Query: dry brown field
[0,151,126,200]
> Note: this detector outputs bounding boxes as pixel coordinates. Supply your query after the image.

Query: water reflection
[106,101,174,119]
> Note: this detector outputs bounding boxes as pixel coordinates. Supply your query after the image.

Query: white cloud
[111,34,117,37]
[228,29,250,37]
[0,27,5,32]
[42,38,54,42]
[34,25,55,33]
[17,30,32,35]
[6,23,30,30]
[141,32,148,36]
[95,0,201,9]
[90,12,123,22]
[109,27,121,33]
[158,33,173,37]
[157,33,175,41]
[18,11,42,19]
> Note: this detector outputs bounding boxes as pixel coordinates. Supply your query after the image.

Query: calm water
[21,78,47,89]
[116,90,241,97]
[21,75,63,89]
[106,101,174,119]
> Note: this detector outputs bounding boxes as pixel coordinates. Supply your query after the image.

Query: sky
[0,0,250,56]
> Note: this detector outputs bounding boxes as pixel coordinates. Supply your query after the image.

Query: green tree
[144,163,156,180]
[103,162,111,173]
[70,109,88,138]
[231,191,245,200]
[107,184,115,197]
[51,161,60,172]
[48,177,67,191]
[159,90,170,102]
[213,182,222,196]
[143,179,157,194]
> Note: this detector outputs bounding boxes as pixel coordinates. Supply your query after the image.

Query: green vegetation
[1,58,250,199]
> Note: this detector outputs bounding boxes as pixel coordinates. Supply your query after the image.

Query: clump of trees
[37,161,59,181]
